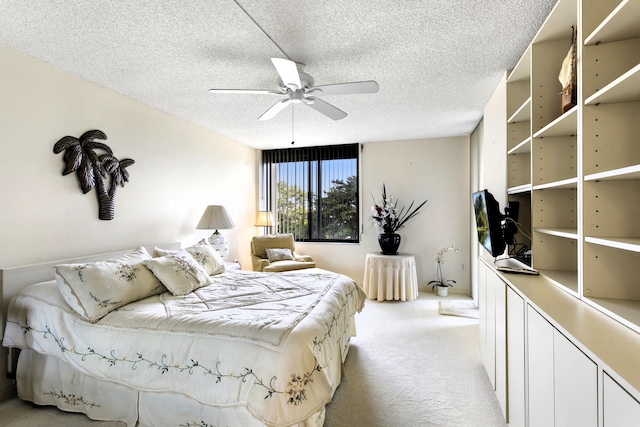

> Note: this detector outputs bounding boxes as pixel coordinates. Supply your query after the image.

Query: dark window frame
[261,143,360,243]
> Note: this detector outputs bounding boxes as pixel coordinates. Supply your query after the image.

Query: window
[261,144,359,243]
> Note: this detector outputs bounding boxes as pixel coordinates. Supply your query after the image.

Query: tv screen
[472,189,506,258]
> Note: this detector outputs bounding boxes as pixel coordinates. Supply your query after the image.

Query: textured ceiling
[0,0,557,149]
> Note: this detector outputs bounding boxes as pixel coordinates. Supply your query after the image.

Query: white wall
[480,73,508,207]
[297,136,472,294]
[0,44,257,269]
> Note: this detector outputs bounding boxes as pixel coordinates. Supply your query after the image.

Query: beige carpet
[0,293,505,427]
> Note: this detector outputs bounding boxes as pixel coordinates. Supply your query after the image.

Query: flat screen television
[472,189,506,258]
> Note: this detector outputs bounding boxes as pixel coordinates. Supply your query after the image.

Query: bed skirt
[15,317,356,427]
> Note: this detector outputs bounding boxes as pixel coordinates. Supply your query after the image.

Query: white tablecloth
[363,253,418,301]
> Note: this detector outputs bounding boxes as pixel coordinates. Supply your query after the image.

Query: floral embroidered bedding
[2,252,365,427]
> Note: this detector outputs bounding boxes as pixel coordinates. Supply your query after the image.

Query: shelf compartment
[532,232,578,294]
[535,227,578,239]
[507,152,531,190]
[508,184,532,195]
[532,188,578,230]
[585,63,640,105]
[508,136,531,156]
[508,193,532,250]
[583,38,640,104]
[508,122,531,153]
[584,179,640,237]
[583,243,640,314]
[585,164,640,182]
[508,96,532,123]
[584,0,640,46]
[508,45,532,83]
[533,136,577,186]
[533,106,577,139]
[533,0,578,44]
[531,38,577,134]
[585,236,640,252]
[583,102,640,176]
[533,177,578,190]
[536,268,579,295]
[583,297,640,335]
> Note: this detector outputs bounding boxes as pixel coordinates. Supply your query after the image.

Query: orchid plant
[429,245,462,289]
[371,184,428,234]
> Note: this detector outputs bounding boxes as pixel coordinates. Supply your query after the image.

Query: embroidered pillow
[54,247,165,322]
[154,243,225,276]
[143,250,212,296]
[265,248,295,262]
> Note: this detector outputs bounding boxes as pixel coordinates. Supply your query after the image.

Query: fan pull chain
[291,106,295,145]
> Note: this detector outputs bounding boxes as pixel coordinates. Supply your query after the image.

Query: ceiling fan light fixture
[209,57,377,121]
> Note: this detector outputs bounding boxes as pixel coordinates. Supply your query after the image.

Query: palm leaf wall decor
[53,130,134,220]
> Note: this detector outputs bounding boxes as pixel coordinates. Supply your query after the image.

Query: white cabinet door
[507,287,526,427]
[527,305,555,427]
[479,263,507,419]
[492,271,507,419]
[553,330,597,427]
[478,262,495,388]
[603,373,640,427]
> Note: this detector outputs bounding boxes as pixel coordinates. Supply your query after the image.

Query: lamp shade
[196,205,235,230]
[255,211,274,227]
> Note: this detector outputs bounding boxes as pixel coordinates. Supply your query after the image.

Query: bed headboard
[0,243,181,341]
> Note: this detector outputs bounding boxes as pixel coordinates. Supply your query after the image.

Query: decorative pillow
[265,248,295,262]
[54,247,165,322]
[143,250,212,296]
[154,243,225,276]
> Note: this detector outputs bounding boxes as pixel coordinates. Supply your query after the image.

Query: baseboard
[0,384,17,402]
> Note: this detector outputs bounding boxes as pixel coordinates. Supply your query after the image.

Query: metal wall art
[53,130,134,220]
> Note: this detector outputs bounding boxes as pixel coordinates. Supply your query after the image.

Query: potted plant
[371,184,428,255]
[428,245,462,297]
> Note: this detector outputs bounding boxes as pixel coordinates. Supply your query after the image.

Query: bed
[0,243,366,426]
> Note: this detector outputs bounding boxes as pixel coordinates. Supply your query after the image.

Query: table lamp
[255,210,274,234]
[196,205,235,257]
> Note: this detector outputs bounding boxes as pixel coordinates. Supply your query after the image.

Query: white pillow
[154,243,225,276]
[265,248,295,262]
[143,250,212,296]
[54,247,165,322]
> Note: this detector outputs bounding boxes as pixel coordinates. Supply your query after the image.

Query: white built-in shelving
[504,0,640,332]
[580,0,640,334]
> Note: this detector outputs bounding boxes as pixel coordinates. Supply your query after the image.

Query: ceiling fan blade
[311,80,379,96]
[208,89,282,95]
[271,58,302,90]
[305,97,347,120]
[258,99,291,121]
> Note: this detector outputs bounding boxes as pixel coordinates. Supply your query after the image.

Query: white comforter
[3,269,366,426]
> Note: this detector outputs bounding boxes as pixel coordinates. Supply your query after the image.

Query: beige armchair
[250,234,316,272]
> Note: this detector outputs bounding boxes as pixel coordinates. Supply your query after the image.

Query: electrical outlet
[461,263,466,270]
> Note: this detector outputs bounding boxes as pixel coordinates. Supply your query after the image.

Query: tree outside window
[263,144,359,243]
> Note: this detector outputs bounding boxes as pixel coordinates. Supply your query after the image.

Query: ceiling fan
[208,58,379,121]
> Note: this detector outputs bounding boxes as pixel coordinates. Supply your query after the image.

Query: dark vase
[378,233,401,255]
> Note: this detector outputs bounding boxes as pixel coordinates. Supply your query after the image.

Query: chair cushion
[263,260,316,272]
[265,248,295,262]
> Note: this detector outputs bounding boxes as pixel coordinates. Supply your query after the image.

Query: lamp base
[207,231,229,257]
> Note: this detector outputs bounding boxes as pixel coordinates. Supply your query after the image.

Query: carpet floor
[324,292,505,426]
[0,292,506,426]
